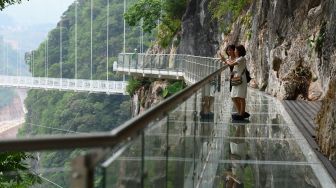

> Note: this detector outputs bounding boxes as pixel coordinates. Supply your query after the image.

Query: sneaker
[232,114,244,121]
[243,112,250,118]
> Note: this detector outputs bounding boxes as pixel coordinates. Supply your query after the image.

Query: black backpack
[246,69,252,83]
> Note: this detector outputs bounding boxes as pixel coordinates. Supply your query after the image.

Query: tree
[124,0,187,48]
[0,0,28,10]
[17,1,135,186]
[124,0,161,33]
[0,152,41,187]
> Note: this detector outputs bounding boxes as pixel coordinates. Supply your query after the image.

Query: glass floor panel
[146,123,296,139]
[105,158,323,188]
[101,84,335,188]
[137,136,309,162]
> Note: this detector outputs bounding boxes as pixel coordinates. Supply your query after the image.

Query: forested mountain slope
[18,0,153,186]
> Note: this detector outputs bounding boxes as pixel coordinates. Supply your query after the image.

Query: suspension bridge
[0,52,221,94]
[0,0,335,187]
[1,0,135,94]
[1,0,220,94]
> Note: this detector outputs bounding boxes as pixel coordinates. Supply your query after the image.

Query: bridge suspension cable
[1,41,3,74]
[140,19,143,53]
[0,0,131,94]
[19,43,21,77]
[59,1,63,87]
[32,50,34,77]
[65,93,91,135]
[44,31,48,78]
[6,43,8,75]
[107,0,109,81]
[91,0,93,82]
[44,5,48,79]
[75,0,78,85]
[123,0,126,83]
[16,41,19,76]
[123,0,126,54]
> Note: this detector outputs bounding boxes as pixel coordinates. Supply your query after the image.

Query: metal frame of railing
[115,53,220,84]
[0,75,126,94]
[0,54,226,188]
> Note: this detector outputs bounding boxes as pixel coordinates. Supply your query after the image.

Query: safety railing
[1,53,334,188]
[0,75,127,94]
[0,54,226,188]
[115,53,221,84]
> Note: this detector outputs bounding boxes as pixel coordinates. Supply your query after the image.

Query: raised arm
[226,58,239,66]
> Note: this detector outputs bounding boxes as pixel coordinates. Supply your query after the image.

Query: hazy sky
[1,0,74,25]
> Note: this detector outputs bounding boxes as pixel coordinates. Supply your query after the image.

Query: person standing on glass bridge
[220,44,236,92]
[223,45,250,121]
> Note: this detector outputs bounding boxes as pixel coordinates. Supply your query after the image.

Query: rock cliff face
[0,91,25,121]
[178,0,219,56]
[176,0,336,162]
[132,80,168,116]
[316,79,336,161]
[0,89,26,138]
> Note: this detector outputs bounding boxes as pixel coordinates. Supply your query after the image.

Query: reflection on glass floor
[101,86,335,188]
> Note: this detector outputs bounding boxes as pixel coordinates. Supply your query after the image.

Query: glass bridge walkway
[0,54,334,188]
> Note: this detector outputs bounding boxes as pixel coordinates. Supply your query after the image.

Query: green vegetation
[127,78,186,99]
[162,80,185,98]
[126,76,142,96]
[0,0,27,10]
[0,152,41,187]
[316,22,326,58]
[17,0,157,186]
[242,13,252,40]
[209,0,252,34]
[0,30,36,188]
[124,0,187,48]
[307,22,326,58]
[244,166,255,187]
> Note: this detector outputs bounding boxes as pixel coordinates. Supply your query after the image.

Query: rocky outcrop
[0,91,25,121]
[244,0,336,163]
[0,89,27,138]
[217,0,334,101]
[316,79,336,161]
[177,0,336,163]
[178,0,219,56]
[132,80,168,116]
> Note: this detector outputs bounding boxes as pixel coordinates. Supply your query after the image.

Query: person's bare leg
[236,98,244,116]
[242,98,246,113]
[226,177,234,188]
[232,98,240,113]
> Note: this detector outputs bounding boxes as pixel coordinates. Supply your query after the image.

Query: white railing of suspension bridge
[114,53,222,85]
[0,75,126,94]
[0,54,221,94]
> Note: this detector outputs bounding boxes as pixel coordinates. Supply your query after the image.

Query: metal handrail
[119,53,220,60]
[0,62,228,152]
[0,75,126,94]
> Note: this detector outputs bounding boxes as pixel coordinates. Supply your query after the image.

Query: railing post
[141,131,145,188]
[158,55,161,78]
[71,149,105,188]
[129,53,132,75]
[165,115,170,188]
[71,155,92,188]
[122,53,125,73]
[142,54,145,76]
[175,55,178,79]
[167,55,170,77]
[192,93,198,186]
[150,55,152,75]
